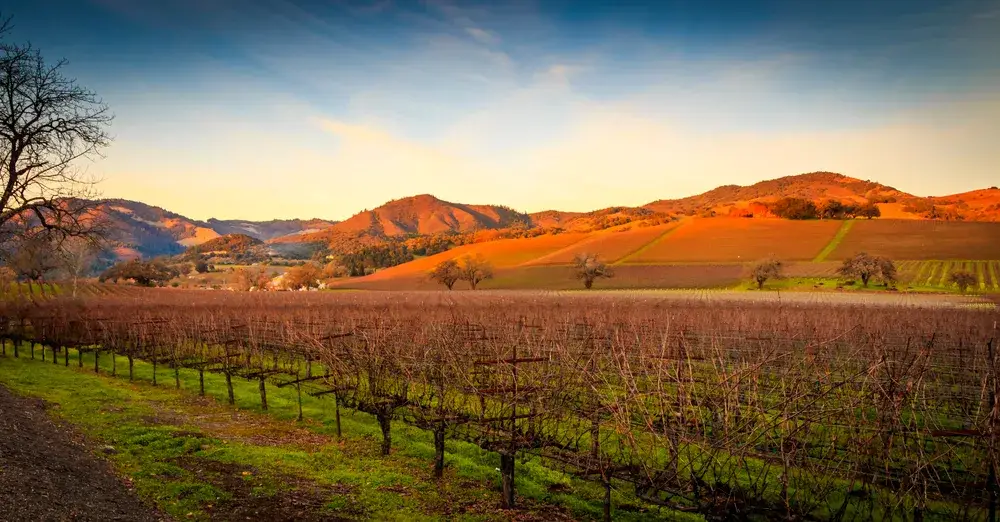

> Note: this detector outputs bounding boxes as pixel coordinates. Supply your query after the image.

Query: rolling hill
[644,172,1000,221]
[90,172,999,266]
[332,216,1000,291]
[95,199,221,259]
[90,200,336,260]
[329,194,530,236]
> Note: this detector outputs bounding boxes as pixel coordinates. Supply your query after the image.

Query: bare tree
[0,18,112,238]
[838,252,896,288]
[749,257,783,290]
[56,235,101,297]
[573,253,613,289]
[429,258,461,290]
[459,254,493,290]
[2,232,60,281]
[948,270,977,293]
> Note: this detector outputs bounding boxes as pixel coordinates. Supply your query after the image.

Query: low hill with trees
[180,234,269,264]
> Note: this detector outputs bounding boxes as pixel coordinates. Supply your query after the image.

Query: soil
[0,385,167,522]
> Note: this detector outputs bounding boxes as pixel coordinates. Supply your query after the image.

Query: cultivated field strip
[829,220,1000,260]
[893,260,1000,291]
[3,290,1000,520]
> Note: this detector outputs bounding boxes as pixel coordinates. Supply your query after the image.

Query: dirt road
[0,385,166,522]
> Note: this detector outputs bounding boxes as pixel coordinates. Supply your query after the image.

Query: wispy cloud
[465,26,498,44]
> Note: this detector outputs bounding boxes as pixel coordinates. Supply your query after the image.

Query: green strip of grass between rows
[812,220,855,263]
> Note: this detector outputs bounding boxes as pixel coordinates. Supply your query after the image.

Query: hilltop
[330,194,530,235]
[644,172,1000,220]
[178,234,268,264]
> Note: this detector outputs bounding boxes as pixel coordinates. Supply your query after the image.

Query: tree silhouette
[0,16,113,238]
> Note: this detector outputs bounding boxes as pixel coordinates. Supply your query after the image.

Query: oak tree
[429,258,461,290]
[838,252,896,287]
[459,254,493,290]
[573,253,613,289]
[749,257,783,290]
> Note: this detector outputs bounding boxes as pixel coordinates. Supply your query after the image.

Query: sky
[4,0,999,220]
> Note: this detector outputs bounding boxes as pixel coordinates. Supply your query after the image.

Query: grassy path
[812,220,854,262]
[613,219,689,265]
[0,350,674,522]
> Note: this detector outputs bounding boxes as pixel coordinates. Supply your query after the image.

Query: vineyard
[828,221,1000,261]
[621,218,844,263]
[2,290,999,520]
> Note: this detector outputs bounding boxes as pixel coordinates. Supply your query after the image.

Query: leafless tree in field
[56,235,103,297]
[573,253,613,289]
[749,256,782,290]
[459,254,493,290]
[838,252,896,287]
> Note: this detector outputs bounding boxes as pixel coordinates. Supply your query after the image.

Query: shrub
[948,270,977,293]
[749,257,783,290]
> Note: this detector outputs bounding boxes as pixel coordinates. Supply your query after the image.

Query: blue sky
[5,0,999,220]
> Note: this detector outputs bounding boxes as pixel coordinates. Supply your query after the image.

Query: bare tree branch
[0,21,112,240]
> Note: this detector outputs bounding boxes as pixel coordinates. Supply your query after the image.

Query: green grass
[0,350,676,521]
[812,220,855,262]
[733,277,926,292]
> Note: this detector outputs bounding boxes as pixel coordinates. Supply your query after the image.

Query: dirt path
[0,385,167,522]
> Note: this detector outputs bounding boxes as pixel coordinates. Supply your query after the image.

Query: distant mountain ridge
[94,199,337,259]
[205,218,338,241]
[92,173,1000,259]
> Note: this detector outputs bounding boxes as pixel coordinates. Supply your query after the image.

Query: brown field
[365,232,589,280]
[523,222,679,265]
[340,263,745,291]
[624,218,842,263]
[782,261,841,278]
[829,220,1000,260]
